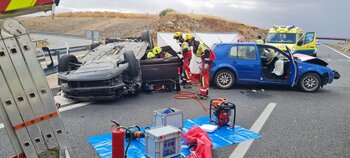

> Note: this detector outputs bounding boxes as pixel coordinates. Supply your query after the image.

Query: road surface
[0,45,349,158]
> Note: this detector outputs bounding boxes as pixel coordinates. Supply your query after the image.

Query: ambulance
[265,25,317,56]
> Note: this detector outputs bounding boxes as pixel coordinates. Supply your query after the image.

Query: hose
[173,80,209,111]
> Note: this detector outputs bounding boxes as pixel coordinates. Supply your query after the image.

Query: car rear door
[229,45,261,82]
[295,32,317,55]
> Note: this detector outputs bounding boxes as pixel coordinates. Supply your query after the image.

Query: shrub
[159,8,175,17]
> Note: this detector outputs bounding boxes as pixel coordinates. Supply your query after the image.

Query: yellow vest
[195,42,209,57]
[256,39,264,44]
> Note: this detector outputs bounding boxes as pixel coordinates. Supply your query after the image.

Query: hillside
[18,12,267,42]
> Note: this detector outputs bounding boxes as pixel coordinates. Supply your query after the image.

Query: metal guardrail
[41,45,91,76]
[30,31,91,40]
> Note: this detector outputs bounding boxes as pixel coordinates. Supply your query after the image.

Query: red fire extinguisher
[112,120,125,158]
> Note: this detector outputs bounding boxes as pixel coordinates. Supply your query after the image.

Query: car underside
[58,34,180,101]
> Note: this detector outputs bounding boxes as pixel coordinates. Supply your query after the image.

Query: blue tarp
[87,116,261,158]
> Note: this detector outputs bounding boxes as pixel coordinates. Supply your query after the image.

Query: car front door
[229,45,261,82]
[295,32,317,55]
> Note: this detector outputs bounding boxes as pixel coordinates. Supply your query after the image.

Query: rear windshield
[266,33,296,44]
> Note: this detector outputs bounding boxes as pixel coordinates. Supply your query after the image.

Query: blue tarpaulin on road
[86,116,261,158]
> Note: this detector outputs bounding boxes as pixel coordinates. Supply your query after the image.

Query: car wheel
[214,69,235,89]
[140,31,153,49]
[58,54,79,72]
[124,51,140,78]
[299,72,321,93]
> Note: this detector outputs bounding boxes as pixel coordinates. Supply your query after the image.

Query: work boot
[196,94,208,100]
[182,84,192,89]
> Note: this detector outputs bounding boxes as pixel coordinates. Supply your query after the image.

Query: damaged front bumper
[333,70,340,80]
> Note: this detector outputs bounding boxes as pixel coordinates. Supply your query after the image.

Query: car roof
[214,42,262,46]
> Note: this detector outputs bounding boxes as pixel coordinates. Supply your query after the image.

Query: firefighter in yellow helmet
[255,35,265,44]
[185,33,216,100]
[152,46,173,59]
[173,32,192,88]
[146,46,173,59]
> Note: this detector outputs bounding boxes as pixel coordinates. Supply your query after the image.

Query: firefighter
[185,33,215,100]
[256,35,265,44]
[173,32,192,89]
[146,51,156,59]
[152,46,173,59]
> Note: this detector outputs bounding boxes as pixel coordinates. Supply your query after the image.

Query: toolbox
[154,108,183,129]
[145,125,181,158]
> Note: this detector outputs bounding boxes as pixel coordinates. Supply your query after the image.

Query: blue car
[210,43,340,92]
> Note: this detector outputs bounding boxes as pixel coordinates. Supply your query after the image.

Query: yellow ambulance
[265,25,317,56]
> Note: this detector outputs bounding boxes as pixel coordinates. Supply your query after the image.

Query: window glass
[237,46,256,60]
[304,33,314,44]
[228,46,237,58]
[258,45,288,60]
[266,33,296,44]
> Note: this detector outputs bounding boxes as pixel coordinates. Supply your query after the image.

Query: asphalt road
[0,45,349,158]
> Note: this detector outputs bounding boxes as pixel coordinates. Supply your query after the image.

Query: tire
[140,31,153,49]
[58,54,79,72]
[124,51,139,78]
[299,72,321,93]
[214,69,235,89]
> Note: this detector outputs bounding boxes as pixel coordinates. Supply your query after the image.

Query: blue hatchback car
[210,43,340,92]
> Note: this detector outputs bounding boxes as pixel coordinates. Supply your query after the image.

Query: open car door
[286,46,298,87]
[295,32,317,56]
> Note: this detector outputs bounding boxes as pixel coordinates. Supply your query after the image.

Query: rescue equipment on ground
[145,125,181,158]
[111,121,146,158]
[182,126,213,158]
[154,108,184,129]
[209,98,236,128]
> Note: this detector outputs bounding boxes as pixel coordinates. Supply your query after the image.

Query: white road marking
[0,102,91,130]
[229,103,277,158]
[58,102,91,112]
[323,44,350,60]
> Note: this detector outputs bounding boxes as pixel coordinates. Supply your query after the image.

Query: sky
[53,0,349,38]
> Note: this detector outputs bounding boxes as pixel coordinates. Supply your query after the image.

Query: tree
[159,8,175,17]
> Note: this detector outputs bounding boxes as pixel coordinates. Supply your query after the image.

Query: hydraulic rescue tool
[209,98,236,128]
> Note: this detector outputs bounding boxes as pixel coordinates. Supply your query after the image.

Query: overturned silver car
[58,34,180,101]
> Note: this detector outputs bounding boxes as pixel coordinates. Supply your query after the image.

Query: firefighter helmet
[185,33,194,41]
[173,32,182,39]
[152,46,162,55]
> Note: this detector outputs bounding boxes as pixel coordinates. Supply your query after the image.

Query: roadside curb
[323,44,350,60]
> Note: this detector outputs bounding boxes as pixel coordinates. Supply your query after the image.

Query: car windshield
[266,33,296,44]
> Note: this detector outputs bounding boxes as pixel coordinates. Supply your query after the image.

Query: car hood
[293,53,328,66]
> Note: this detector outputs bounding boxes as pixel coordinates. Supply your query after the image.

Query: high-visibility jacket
[0,0,55,13]
[256,39,265,44]
[181,42,190,53]
[193,41,215,62]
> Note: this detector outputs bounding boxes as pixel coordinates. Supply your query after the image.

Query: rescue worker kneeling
[145,46,174,91]
[173,32,192,89]
[185,34,215,100]
[146,46,173,59]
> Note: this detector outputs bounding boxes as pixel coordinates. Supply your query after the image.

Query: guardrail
[41,45,91,76]
[30,31,92,40]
